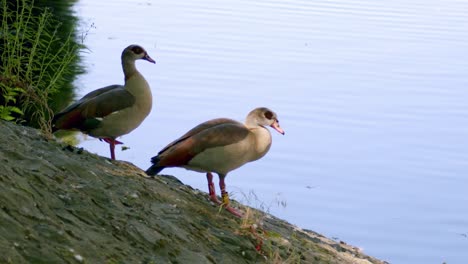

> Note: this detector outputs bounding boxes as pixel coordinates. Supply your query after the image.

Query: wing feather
[154,118,249,167]
[53,85,135,132]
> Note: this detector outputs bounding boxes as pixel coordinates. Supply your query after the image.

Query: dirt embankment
[0,120,386,263]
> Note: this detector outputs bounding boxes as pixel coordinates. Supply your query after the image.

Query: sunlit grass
[228,190,305,263]
[0,0,83,136]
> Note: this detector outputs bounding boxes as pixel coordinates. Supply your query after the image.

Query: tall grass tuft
[0,0,83,136]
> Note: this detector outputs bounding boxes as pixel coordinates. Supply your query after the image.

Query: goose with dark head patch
[52,44,155,160]
[146,107,285,217]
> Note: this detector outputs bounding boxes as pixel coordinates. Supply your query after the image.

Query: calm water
[73,0,468,263]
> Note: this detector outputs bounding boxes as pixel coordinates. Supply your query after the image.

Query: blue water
[73,0,468,263]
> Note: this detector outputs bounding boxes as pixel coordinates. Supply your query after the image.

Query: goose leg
[101,138,123,160]
[109,140,116,160]
[219,174,243,217]
[206,172,221,204]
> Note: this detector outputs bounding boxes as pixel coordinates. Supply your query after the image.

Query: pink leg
[219,174,243,218]
[109,139,116,160]
[207,172,221,204]
[100,138,123,160]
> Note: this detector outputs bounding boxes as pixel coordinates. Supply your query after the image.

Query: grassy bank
[0,0,83,134]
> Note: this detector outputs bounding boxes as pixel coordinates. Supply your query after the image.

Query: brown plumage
[53,44,155,160]
[146,107,285,217]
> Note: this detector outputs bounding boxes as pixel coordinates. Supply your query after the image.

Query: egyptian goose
[146,107,285,217]
[52,44,155,160]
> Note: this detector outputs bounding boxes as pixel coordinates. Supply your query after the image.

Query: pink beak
[143,53,156,64]
[271,121,285,135]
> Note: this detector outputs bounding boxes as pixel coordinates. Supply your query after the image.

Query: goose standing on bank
[52,44,155,160]
[146,107,285,217]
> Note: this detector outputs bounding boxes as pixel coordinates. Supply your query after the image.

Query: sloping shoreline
[0,120,386,263]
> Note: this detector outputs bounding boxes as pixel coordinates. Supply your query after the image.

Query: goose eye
[264,111,273,120]
[132,46,143,54]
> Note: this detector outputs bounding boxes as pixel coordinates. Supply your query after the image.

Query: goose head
[246,107,285,135]
[122,44,156,64]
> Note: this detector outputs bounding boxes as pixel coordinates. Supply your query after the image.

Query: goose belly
[89,105,150,138]
[185,141,254,175]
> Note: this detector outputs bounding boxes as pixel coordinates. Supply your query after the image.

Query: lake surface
[72,0,468,263]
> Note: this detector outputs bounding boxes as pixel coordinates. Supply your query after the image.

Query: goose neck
[122,59,138,81]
